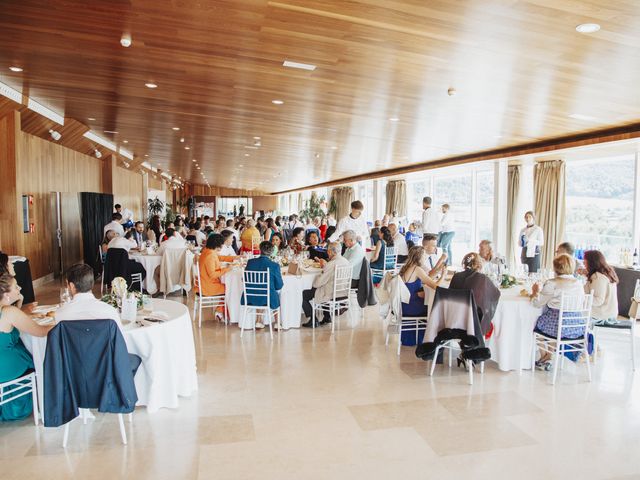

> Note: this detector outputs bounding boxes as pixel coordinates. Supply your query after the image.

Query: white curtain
[534,160,566,269]
[506,165,520,268]
[385,180,407,216]
[330,186,355,220]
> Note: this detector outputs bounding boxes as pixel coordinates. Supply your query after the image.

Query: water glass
[60,287,71,304]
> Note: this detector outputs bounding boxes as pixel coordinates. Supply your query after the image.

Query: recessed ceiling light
[9,66,23,72]
[282,60,317,71]
[144,154,149,157]
[576,23,600,33]
[244,153,250,157]
[192,159,197,162]
[389,117,399,122]
[180,137,185,143]
[87,117,96,121]
[120,34,132,47]
[145,82,158,89]
[184,146,190,150]
[569,113,598,122]
[196,166,200,169]
[271,99,284,105]
[330,146,338,150]
[104,130,118,134]
[239,164,244,167]
[172,127,180,131]
[253,136,261,140]
[123,140,128,144]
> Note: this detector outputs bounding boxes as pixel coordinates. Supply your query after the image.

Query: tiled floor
[2,280,640,479]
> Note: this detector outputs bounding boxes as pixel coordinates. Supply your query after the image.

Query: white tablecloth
[129,253,162,294]
[486,286,542,372]
[22,298,198,417]
[222,268,319,329]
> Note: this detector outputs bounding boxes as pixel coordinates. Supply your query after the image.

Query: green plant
[299,192,326,221]
[147,197,166,227]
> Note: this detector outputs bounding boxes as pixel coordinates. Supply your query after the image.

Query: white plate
[32,304,59,314]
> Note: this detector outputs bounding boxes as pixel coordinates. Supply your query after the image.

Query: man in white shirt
[108,234,137,252]
[225,219,240,243]
[422,234,447,278]
[388,222,408,263]
[156,228,187,256]
[114,204,133,225]
[328,200,370,247]
[437,203,455,265]
[103,213,125,238]
[421,196,441,237]
[56,263,141,372]
[286,214,304,230]
[342,230,365,288]
[479,239,505,274]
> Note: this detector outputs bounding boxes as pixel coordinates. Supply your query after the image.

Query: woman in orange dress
[197,234,235,320]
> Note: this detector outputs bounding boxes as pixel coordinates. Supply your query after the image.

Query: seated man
[55,263,141,374]
[405,222,422,247]
[556,241,582,274]
[244,241,284,329]
[478,239,505,274]
[156,228,186,257]
[388,222,408,264]
[422,234,447,279]
[108,233,137,252]
[125,221,149,245]
[306,231,329,261]
[103,213,125,237]
[342,230,365,289]
[302,242,350,328]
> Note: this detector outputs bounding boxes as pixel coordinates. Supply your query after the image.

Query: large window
[476,170,494,243]
[407,178,430,223]
[434,174,472,262]
[565,155,635,261]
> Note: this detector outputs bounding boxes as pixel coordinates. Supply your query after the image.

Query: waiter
[328,200,370,248]
[421,196,441,237]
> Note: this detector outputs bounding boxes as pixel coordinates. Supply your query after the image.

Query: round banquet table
[129,252,162,294]
[21,298,198,419]
[485,286,543,372]
[222,267,320,329]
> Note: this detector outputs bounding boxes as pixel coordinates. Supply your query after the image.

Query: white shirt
[225,227,240,243]
[156,235,187,257]
[55,292,122,330]
[519,224,544,258]
[440,212,454,232]
[220,244,236,257]
[193,230,207,247]
[329,214,370,247]
[327,217,337,227]
[343,242,365,280]
[422,248,441,271]
[103,221,125,238]
[107,236,137,252]
[422,207,441,235]
[532,275,584,310]
[118,208,134,224]
[393,232,408,256]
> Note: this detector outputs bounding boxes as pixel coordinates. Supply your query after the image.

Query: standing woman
[264,218,279,242]
[519,211,544,273]
[318,217,328,241]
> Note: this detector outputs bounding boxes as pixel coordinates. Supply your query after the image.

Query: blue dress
[371,242,396,284]
[0,310,35,421]
[400,279,427,345]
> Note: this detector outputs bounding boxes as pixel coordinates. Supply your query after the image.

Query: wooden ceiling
[1,0,639,193]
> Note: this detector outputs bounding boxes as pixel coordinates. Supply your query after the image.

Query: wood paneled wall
[15,129,103,279]
[252,196,277,212]
[113,165,145,221]
[0,112,19,254]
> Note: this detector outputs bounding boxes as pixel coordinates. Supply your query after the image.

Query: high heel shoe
[456,356,475,371]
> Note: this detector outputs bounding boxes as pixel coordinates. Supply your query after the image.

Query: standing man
[114,204,134,229]
[421,196,441,238]
[328,200,370,247]
[437,203,455,265]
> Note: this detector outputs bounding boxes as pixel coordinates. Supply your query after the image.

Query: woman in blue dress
[370,227,396,284]
[0,274,52,421]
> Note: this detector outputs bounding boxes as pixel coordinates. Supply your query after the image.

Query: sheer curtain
[534,160,566,268]
[385,180,407,216]
[506,165,520,268]
[330,186,354,220]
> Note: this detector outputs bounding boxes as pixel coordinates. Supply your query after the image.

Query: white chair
[311,265,353,333]
[429,340,482,385]
[371,246,397,281]
[386,313,428,356]
[240,270,279,338]
[98,245,106,294]
[63,410,130,448]
[130,272,143,292]
[591,279,638,371]
[192,261,226,328]
[531,292,594,385]
[0,372,38,426]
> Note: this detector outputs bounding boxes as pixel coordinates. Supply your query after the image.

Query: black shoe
[320,317,332,325]
[302,320,317,328]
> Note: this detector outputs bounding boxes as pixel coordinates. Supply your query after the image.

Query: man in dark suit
[243,241,284,328]
[125,221,149,245]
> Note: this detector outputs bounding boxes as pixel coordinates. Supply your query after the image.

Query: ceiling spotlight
[87,117,96,121]
[145,82,158,89]
[447,87,457,96]
[196,166,200,170]
[253,136,261,140]
[330,146,338,150]
[192,159,197,162]
[104,130,118,134]
[180,137,185,143]
[184,146,190,150]
[48,129,62,141]
[120,33,132,47]
[576,23,600,33]
[271,99,284,105]
[254,140,261,147]
[9,66,23,72]
[172,127,180,131]
[389,117,399,122]
[244,153,250,157]
[123,140,128,144]
[94,149,102,159]
[239,164,244,167]
[314,153,320,159]
[144,154,149,157]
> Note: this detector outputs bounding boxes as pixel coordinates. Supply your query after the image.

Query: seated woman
[174,218,188,237]
[530,254,585,370]
[449,252,501,337]
[582,250,619,324]
[270,233,283,258]
[219,230,238,258]
[197,234,233,322]
[148,215,163,245]
[306,231,328,261]
[398,247,443,345]
[370,227,395,284]
[370,227,381,248]
[101,230,117,262]
[240,219,261,254]
[289,227,307,255]
[0,274,52,421]
[264,218,278,242]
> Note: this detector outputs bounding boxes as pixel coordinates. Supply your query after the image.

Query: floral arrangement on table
[500,274,518,289]
[101,277,143,309]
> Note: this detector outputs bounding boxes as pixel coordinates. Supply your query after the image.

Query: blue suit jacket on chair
[242,255,284,309]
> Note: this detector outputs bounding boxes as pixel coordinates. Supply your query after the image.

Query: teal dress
[0,310,35,421]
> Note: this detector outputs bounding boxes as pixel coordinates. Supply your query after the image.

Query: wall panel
[113,166,144,221]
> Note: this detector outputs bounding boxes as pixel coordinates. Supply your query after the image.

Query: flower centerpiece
[500,274,517,289]
[101,276,144,310]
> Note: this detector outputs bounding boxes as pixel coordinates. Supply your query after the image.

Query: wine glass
[59,287,71,304]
